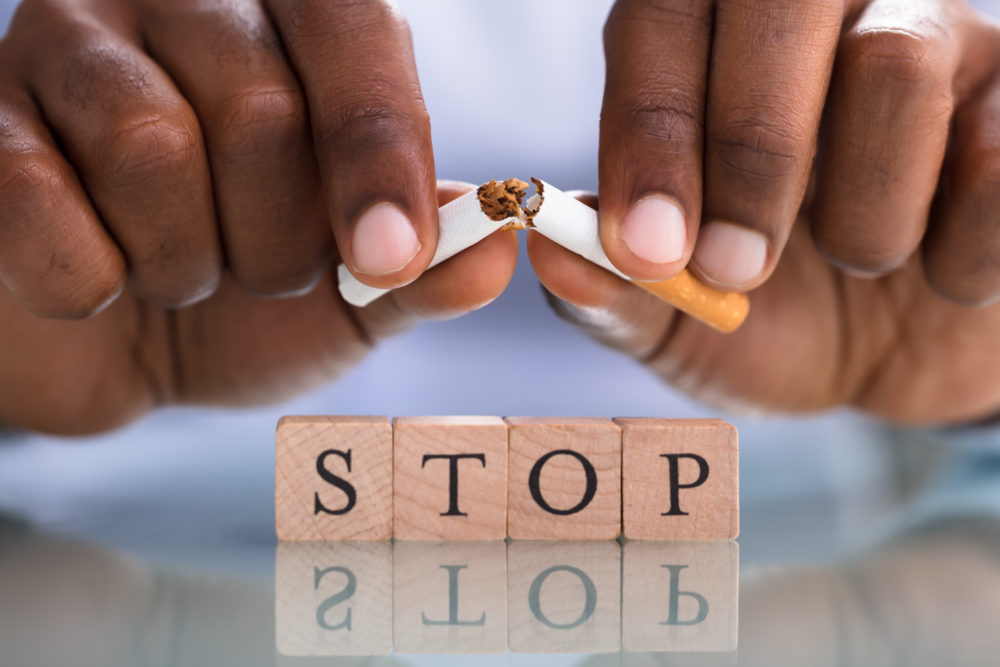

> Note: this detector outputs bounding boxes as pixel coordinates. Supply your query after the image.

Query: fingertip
[689,221,770,291]
[599,194,692,282]
[343,201,431,289]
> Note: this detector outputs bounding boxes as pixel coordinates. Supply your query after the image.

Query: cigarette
[337,178,750,333]
[337,179,527,308]
[527,180,750,334]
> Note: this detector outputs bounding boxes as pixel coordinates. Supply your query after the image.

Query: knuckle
[712,111,806,181]
[288,0,406,41]
[925,269,1000,308]
[132,268,220,310]
[58,42,152,112]
[106,116,201,186]
[10,0,75,30]
[128,243,223,309]
[604,0,707,43]
[840,28,949,89]
[319,99,428,156]
[231,262,325,298]
[0,154,66,239]
[215,88,307,158]
[960,144,1000,191]
[813,227,914,274]
[46,260,125,320]
[614,88,703,154]
[0,152,59,203]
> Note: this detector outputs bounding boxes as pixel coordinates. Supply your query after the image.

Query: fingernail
[620,195,687,265]
[692,221,768,288]
[351,203,422,276]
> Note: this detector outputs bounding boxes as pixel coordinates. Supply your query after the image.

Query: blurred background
[2,1,1000,664]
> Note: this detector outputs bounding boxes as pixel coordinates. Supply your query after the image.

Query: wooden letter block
[622,541,739,653]
[275,542,393,656]
[617,418,738,540]
[506,418,621,540]
[393,541,507,653]
[276,416,393,541]
[507,541,621,653]
[393,416,507,540]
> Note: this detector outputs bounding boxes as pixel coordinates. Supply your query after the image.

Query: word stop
[275,416,738,541]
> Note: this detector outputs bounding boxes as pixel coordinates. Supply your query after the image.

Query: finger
[0,90,127,318]
[266,0,437,289]
[811,0,961,275]
[24,15,221,307]
[355,181,519,337]
[924,80,1000,306]
[527,192,677,359]
[528,230,677,360]
[138,0,332,297]
[172,183,518,406]
[599,0,711,282]
[695,0,843,290]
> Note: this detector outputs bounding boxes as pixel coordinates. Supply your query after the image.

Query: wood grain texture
[617,418,739,540]
[622,541,739,653]
[507,541,621,653]
[506,418,621,540]
[393,416,507,540]
[275,541,392,656]
[276,416,393,541]
[393,541,507,653]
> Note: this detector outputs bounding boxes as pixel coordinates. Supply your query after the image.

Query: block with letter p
[276,416,393,541]
[617,418,738,540]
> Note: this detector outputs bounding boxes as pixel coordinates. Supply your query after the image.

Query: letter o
[528,449,598,515]
[528,565,598,630]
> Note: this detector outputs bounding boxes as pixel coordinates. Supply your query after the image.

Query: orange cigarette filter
[519,178,750,334]
[635,270,750,334]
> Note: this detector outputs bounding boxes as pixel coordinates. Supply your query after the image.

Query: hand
[0,181,517,434]
[530,0,1000,425]
[0,0,520,434]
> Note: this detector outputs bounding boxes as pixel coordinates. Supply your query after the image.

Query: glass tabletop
[3,412,998,666]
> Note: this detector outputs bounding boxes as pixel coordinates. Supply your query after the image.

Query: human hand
[0,0,519,434]
[0,181,516,434]
[530,0,1000,425]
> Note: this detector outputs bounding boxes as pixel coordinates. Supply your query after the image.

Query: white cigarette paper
[337,179,621,307]
[337,189,518,307]
[336,178,749,333]
[527,180,629,280]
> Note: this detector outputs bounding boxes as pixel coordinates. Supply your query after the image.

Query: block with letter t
[393,416,508,540]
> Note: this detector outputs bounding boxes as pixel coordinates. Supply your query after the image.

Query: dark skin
[0,0,999,435]
[532,0,1000,425]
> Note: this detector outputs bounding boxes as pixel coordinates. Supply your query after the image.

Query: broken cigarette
[336,180,525,308]
[337,178,750,333]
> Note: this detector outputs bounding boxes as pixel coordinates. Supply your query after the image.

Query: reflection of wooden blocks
[622,541,739,653]
[276,416,393,541]
[393,541,507,653]
[508,541,621,653]
[617,418,738,540]
[506,418,621,540]
[275,542,393,656]
[393,417,507,540]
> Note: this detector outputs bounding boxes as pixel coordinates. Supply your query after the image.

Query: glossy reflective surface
[3,425,1000,666]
